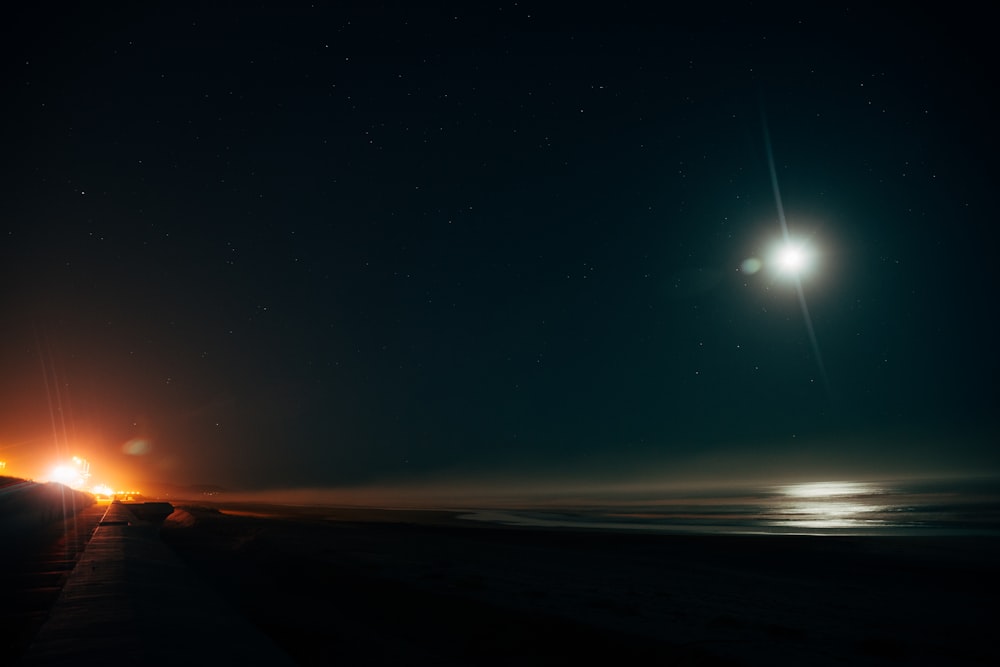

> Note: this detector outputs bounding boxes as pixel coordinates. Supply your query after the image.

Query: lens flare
[740,257,762,274]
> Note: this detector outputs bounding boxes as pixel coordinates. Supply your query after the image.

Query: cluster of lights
[48,455,91,488]
[47,456,140,498]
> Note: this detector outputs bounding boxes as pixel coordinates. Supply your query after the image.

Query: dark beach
[158,502,999,666]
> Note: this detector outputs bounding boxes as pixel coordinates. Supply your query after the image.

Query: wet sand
[157,502,1000,666]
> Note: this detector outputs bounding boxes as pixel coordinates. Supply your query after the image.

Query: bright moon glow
[774,242,812,276]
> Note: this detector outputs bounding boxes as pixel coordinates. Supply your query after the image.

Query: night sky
[3,3,997,492]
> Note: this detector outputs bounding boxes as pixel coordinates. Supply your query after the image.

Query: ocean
[458,477,1000,536]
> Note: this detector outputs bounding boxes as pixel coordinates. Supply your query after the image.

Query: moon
[773,241,814,277]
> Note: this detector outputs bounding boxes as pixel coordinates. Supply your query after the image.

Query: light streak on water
[459,478,1000,536]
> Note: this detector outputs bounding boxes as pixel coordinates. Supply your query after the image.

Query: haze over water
[217,475,1000,537]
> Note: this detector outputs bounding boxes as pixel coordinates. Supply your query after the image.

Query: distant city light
[44,455,140,498]
[49,464,84,487]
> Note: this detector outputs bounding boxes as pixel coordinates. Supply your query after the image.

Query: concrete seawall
[0,480,94,546]
[18,501,296,666]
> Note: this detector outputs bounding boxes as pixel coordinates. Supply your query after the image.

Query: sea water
[459,477,1000,536]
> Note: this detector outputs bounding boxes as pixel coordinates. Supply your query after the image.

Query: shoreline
[173,495,1000,537]
[159,502,1000,666]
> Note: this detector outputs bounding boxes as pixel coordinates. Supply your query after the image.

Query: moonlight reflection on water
[780,481,881,498]
[461,478,1000,535]
[770,482,888,528]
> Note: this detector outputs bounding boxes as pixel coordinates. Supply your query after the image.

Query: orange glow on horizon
[37,455,141,499]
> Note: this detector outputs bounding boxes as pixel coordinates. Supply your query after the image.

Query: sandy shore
[160,502,1000,666]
